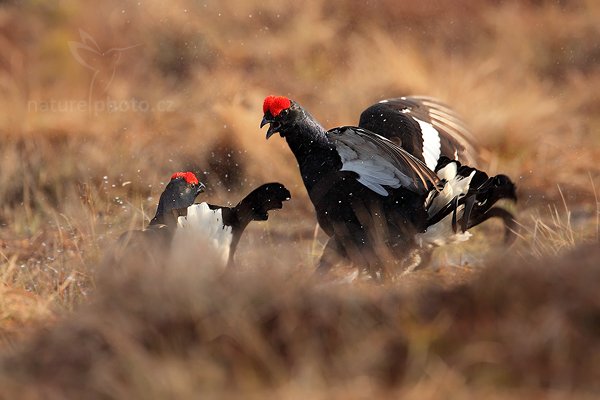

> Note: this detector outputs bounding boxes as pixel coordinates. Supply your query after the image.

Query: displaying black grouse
[260,95,516,277]
[358,96,479,169]
[115,171,290,267]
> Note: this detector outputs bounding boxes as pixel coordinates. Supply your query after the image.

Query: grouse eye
[279,108,289,117]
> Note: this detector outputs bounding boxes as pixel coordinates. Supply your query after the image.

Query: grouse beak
[261,115,279,139]
[196,182,206,196]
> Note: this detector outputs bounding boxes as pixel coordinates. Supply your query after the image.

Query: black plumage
[208,182,291,265]
[261,96,516,277]
[111,172,290,267]
[358,96,478,168]
[428,156,517,243]
[360,96,517,247]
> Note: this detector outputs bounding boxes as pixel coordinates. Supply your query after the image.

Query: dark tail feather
[464,206,518,245]
[460,174,517,241]
[427,157,517,244]
[234,182,291,224]
[210,183,290,267]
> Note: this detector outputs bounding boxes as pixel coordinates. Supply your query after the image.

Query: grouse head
[260,95,300,139]
[150,172,206,226]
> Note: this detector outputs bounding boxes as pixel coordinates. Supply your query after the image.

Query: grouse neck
[150,192,179,226]
[283,112,331,161]
[282,112,343,196]
[150,198,168,226]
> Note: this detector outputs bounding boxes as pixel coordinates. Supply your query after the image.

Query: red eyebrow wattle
[263,95,291,117]
[170,171,199,184]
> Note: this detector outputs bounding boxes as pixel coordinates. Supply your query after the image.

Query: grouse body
[114,171,290,267]
[261,95,516,277]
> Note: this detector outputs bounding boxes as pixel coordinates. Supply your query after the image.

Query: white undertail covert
[416,161,475,247]
[172,203,233,265]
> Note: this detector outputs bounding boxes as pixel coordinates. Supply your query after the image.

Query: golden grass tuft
[2,244,600,398]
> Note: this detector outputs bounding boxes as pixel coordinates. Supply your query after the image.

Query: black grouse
[260,95,516,277]
[115,171,290,267]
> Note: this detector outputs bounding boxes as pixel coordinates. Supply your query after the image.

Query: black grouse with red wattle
[261,95,516,277]
[114,171,290,267]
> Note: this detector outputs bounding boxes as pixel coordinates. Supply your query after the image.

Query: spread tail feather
[418,157,517,247]
[174,203,233,266]
[233,182,291,225]
[209,182,291,266]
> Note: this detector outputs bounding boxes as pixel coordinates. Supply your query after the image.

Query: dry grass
[2,243,600,399]
[0,0,599,397]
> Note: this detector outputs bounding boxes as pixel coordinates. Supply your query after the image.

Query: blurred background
[0,0,599,398]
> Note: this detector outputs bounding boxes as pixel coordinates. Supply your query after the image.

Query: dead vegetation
[0,0,599,398]
[2,243,600,399]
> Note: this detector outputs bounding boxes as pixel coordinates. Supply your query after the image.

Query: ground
[0,1,599,398]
